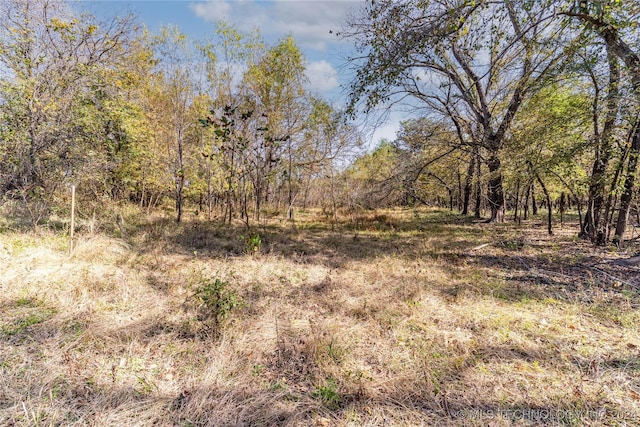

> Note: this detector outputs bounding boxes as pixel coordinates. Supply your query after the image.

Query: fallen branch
[611,255,640,267]
[470,243,491,251]
[591,266,638,288]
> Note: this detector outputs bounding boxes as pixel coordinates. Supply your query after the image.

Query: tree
[343,0,574,221]
[198,22,264,224]
[565,1,640,244]
[150,25,199,223]
[243,35,308,221]
[297,98,360,213]
[345,140,403,208]
[392,118,461,208]
[505,82,592,233]
[0,0,135,208]
[572,42,624,243]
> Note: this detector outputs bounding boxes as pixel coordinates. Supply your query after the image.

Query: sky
[79,0,400,146]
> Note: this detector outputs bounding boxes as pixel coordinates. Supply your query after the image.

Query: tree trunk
[462,150,476,215]
[175,133,184,224]
[288,143,294,220]
[524,184,530,220]
[457,170,462,211]
[474,148,482,218]
[175,178,183,223]
[583,49,619,242]
[613,121,640,245]
[514,179,520,222]
[487,154,505,222]
[207,162,212,221]
[140,179,146,208]
[604,144,630,242]
[536,174,552,235]
[227,146,235,225]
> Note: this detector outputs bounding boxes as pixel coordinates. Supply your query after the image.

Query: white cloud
[190,1,233,23]
[269,1,356,51]
[188,0,358,52]
[371,122,399,146]
[306,60,339,93]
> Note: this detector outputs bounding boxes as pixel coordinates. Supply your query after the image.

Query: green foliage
[312,378,342,409]
[0,0,137,201]
[344,140,404,207]
[504,82,592,198]
[241,233,262,254]
[192,276,240,336]
[1,299,57,336]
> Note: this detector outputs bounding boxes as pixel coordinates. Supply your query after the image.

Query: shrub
[193,277,240,337]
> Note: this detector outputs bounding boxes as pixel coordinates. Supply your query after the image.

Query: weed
[499,236,525,250]
[313,378,342,409]
[241,233,262,254]
[2,307,56,336]
[135,376,157,396]
[192,276,240,337]
[252,364,264,376]
[323,336,344,364]
[270,378,287,391]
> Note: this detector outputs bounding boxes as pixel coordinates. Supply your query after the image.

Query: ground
[1,207,639,426]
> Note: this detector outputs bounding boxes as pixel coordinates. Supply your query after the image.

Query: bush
[193,276,240,337]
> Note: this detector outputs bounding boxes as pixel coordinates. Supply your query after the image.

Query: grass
[1,206,639,426]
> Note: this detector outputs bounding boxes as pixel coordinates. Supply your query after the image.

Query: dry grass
[1,207,640,426]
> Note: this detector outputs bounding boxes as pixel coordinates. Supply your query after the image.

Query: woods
[342,0,640,244]
[1,0,639,246]
[0,0,358,229]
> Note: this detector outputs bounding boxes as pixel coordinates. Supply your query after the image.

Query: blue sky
[80,0,399,145]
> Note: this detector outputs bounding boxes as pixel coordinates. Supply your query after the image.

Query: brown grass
[1,207,639,426]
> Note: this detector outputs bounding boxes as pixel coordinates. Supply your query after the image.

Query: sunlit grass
[1,206,639,425]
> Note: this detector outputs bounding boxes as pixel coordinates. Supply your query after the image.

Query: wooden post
[69,185,76,255]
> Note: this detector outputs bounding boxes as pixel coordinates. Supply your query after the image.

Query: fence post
[69,185,76,255]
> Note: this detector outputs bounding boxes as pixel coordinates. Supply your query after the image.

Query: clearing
[1,207,639,426]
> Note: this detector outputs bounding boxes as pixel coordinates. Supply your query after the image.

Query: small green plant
[193,277,240,336]
[135,376,157,396]
[241,233,262,254]
[324,336,344,364]
[270,379,287,391]
[2,306,57,336]
[312,378,342,409]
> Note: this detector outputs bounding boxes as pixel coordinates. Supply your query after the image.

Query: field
[1,207,640,426]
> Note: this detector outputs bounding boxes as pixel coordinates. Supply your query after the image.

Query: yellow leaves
[48,18,76,32]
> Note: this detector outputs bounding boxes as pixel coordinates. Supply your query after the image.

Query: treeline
[3,0,640,247]
[0,0,359,228]
[341,0,640,245]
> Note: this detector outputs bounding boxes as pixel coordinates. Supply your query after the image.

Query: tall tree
[199,22,264,224]
[579,44,622,243]
[151,25,198,223]
[244,35,308,221]
[0,0,134,201]
[343,0,573,221]
[565,1,640,244]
